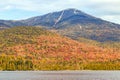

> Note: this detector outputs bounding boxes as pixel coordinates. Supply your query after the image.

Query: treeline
[0,55,33,70]
[0,54,120,70]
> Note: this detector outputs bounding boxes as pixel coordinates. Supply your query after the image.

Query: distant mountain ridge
[0,8,120,42]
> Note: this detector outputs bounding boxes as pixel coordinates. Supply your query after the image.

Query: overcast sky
[0,0,120,24]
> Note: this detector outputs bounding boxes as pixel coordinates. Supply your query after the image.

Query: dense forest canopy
[0,27,120,70]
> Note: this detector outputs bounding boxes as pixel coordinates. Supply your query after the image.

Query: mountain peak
[61,8,84,15]
[63,8,79,11]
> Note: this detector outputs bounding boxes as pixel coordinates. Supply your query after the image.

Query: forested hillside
[0,27,120,70]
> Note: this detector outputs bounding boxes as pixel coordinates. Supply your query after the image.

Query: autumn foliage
[0,27,120,70]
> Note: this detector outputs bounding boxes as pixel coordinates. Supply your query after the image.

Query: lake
[0,71,120,80]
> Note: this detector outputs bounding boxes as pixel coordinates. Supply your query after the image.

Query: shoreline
[0,70,120,72]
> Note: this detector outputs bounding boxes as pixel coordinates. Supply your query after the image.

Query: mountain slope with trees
[0,27,120,70]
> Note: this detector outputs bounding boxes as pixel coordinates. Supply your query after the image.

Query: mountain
[0,20,26,28]
[22,9,97,28]
[0,8,120,42]
[23,8,120,42]
[0,26,120,70]
[24,8,119,28]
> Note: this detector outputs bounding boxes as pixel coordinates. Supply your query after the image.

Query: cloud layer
[0,0,120,24]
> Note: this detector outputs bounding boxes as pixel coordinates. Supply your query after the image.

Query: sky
[0,0,120,24]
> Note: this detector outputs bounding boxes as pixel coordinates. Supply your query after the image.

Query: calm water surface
[0,71,120,80]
